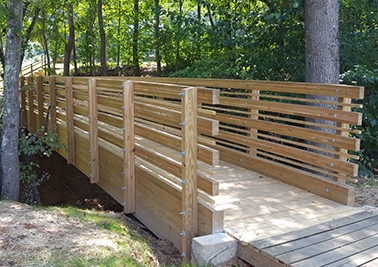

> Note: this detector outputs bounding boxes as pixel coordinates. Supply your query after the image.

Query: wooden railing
[121,77,364,206]
[20,76,222,262]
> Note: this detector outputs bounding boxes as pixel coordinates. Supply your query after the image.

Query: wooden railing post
[122,81,135,213]
[336,97,352,184]
[36,76,44,129]
[66,77,75,165]
[20,77,27,127]
[49,76,57,134]
[88,78,99,183]
[180,87,198,262]
[27,76,34,132]
[249,88,259,156]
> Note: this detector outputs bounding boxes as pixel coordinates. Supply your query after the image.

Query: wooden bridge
[20,75,378,266]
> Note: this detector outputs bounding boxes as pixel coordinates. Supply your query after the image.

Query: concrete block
[191,233,237,266]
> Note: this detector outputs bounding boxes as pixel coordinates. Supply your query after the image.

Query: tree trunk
[41,11,52,75]
[154,0,161,75]
[207,5,214,27]
[305,0,339,135]
[132,0,140,76]
[98,0,107,75]
[63,3,75,76]
[73,40,78,75]
[1,0,23,200]
[175,0,183,69]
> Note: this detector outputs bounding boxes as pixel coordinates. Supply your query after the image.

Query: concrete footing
[191,233,237,266]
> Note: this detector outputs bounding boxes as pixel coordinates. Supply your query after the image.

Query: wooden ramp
[210,161,378,266]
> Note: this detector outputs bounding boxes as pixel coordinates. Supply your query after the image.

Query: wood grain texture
[27,77,34,132]
[122,81,136,213]
[36,76,44,129]
[181,87,198,262]
[65,77,75,165]
[49,76,57,134]
[89,78,99,183]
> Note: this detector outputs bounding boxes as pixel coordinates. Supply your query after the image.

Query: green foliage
[341,66,378,178]
[19,128,63,183]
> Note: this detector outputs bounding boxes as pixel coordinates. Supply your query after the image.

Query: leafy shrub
[340,65,378,178]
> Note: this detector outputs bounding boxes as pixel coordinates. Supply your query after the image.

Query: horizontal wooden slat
[217,130,358,176]
[215,113,360,151]
[219,97,362,125]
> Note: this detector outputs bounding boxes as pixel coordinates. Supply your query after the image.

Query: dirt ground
[354,176,378,208]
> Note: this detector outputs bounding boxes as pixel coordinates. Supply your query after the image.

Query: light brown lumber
[122,81,135,213]
[36,76,44,129]
[216,130,358,177]
[238,243,284,267]
[27,77,34,132]
[49,76,57,134]
[215,113,360,151]
[65,77,75,165]
[181,87,198,262]
[219,97,362,125]
[135,122,219,166]
[216,145,355,205]
[89,78,99,183]
[123,76,364,99]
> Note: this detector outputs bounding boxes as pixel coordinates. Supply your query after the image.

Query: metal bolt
[179,91,185,96]
[244,121,247,124]
[121,128,125,131]
[179,121,185,126]
[180,231,186,237]
[332,138,336,143]
[326,188,329,192]
[334,114,337,118]
[181,253,186,257]
[88,150,91,153]
[86,80,89,84]
[88,132,91,135]
[121,148,126,152]
[246,83,249,87]
[88,161,92,165]
[122,186,126,190]
[336,89,339,93]
[244,102,248,105]
[88,174,92,178]
[121,106,125,110]
[86,97,90,101]
[122,171,126,175]
[180,151,185,156]
[180,210,186,216]
[330,163,334,167]
[122,202,126,206]
[87,115,90,119]
[240,159,243,162]
[180,179,185,184]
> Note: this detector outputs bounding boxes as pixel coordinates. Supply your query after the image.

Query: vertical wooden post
[49,76,57,134]
[249,89,259,156]
[335,97,351,184]
[20,77,27,127]
[180,87,198,262]
[122,81,135,214]
[27,76,34,132]
[66,77,75,165]
[36,76,44,130]
[89,78,99,183]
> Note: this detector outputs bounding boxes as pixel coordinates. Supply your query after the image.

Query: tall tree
[98,0,107,75]
[63,3,75,76]
[175,0,183,69]
[132,0,140,76]
[305,0,339,134]
[154,0,161,75]
[1,0,23,200]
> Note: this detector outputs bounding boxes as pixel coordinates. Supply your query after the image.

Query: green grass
[31,206,173,266]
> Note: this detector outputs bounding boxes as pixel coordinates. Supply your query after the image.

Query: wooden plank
[36,76,44,130]
[27,77,34,132]
[219,97,362,125]
[238,243,284,267]
[325,246,378,267]
[122,81,135,213]
[215,113,360,151]
[265,216,378,256]
[292,233,378,266]
[135,122,219,166]
[216,145,355,205]
[278,224,378,264]
[89,78,99,183]
[122,77,364,99]
[253,212,377,249]
[181,87,198,262]
[49,76,57,134]
[65,77,75,165]
[216,130,358,176]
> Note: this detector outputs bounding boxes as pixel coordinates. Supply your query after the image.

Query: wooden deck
[211,161,378,266]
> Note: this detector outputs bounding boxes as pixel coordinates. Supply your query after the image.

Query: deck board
[212,160,378,266]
